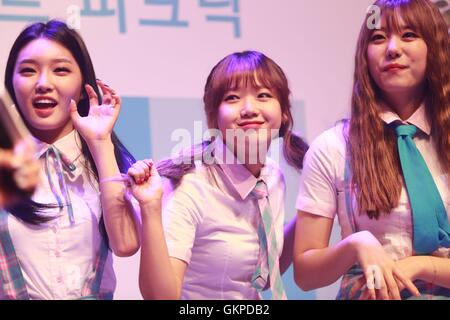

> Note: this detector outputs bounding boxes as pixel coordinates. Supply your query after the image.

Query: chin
[380,83,415,93]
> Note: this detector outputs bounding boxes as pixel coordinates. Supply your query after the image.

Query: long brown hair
[349,0,450,219]
[158,51,308,185]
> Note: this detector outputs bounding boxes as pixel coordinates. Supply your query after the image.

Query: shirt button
[51,225,58,233]
[57,276,63,284]
[55,250,61,257]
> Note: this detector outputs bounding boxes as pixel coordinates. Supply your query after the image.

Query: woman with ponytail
[293,0,450,300]
[127,51,308,299]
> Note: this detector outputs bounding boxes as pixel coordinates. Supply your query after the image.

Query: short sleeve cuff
[167,243,192,264]
[295,195,335,219]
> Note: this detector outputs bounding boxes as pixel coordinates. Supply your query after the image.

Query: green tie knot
[395,124,417,138]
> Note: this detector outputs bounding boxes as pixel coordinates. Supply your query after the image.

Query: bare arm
[293,210,419,299]
[395,255,450,289]
[90,140,140,257]
[139,201,187,299]
[127,160,186,299]
[293,210,357,291]
[279,215,297,274]
[70,81,140,257]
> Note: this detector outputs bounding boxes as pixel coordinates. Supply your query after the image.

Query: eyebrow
[17,58,73,65]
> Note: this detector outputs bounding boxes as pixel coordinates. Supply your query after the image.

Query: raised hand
[70,79,121,145]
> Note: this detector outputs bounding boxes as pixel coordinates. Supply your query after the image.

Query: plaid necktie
[251,180,287,300]
[394,124,450,254]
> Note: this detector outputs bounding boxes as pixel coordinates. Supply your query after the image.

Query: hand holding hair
[127,159,163,207]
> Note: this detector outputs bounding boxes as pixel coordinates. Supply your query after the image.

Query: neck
[381,87,425,121]
[222,137,269,178]
[244,163,263,178]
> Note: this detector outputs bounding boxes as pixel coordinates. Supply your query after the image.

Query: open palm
[71,80,121,143]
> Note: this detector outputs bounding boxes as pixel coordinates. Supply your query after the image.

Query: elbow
[112,242,140,257]
[294,272,316,292]
[140,291,179,300]
[294,276,315,292]
[293,258,317,292]
[139,282,180,300]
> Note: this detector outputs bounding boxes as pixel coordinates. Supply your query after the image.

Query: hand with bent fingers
[127,159,163,208]
[70,79,121,144]
[349,230,420,300]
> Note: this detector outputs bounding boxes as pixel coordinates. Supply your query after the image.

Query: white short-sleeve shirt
[8,130,116,300]
[162,138,286,300]
[296,105,450,260]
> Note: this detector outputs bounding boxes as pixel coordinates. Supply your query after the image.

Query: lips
[383,63,408,72]
[237,121,265,129]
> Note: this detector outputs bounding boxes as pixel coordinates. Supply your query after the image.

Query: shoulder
[162,165,218,224]
[306,122,348,162]
[162,164,215,204]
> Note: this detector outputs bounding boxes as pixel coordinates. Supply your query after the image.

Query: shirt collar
[213,137,269,201]
[378,103,431,135]
[35,130,83,161]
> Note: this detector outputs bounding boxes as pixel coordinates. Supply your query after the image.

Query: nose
[240,97,258,117]
[35,71,53,93]
[386,35,402,59]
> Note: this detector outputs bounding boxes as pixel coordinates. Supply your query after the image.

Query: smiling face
[367,16,428,98]
[12,38,83,143]
[203,51,293,168]
[218,83,282,135]
[217,80,283,164]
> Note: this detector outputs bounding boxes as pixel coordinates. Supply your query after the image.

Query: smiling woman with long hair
[294,0,450,300]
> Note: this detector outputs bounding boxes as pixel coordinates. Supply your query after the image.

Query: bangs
[212,53,280,98]
[375,0,430,37]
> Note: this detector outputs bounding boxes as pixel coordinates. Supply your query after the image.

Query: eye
[402,31,419,40]
[54,67,71,74]
[258,92,273,99]
[19,67,36,75]
[223,94,239,102]
[370,32,386,42]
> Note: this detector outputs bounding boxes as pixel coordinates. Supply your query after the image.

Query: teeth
[35,99,55,104]
[33,98,57,109]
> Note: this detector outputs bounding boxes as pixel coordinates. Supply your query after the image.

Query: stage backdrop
[2,0,447,300]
